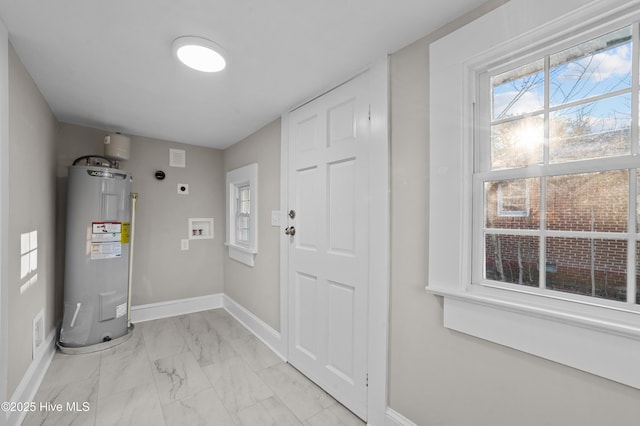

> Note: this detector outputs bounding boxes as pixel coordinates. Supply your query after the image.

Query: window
[226,163,258,266]
[236,185,251,244]
[496,180,530,218]
[479,25,638,305]
[429,0,640,390]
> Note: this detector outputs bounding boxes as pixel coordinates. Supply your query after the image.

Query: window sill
[226,243,257,267]
[427,284,640,389]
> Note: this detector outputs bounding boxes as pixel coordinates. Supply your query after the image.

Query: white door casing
[285,71,371,420]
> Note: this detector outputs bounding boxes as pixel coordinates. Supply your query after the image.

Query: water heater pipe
[127,192,138,327]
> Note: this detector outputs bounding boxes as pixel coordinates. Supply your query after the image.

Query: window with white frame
[496,180,530,218]
[478,24,638,303]
[226,163,258,266]
[236,184,251,244]
[429,0,640,390]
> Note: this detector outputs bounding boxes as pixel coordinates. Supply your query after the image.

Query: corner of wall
[5,36,60,399]
[0,18,10,426]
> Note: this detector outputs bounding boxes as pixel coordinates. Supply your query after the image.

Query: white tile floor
[22,309,365,426]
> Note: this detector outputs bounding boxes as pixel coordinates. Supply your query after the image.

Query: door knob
[284,226,296,236]
[288,209,296,219]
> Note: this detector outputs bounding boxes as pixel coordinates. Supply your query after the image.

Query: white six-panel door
[286,73,370,420]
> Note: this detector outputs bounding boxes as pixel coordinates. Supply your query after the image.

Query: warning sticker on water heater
[92,222,121,234]
[90,242,121,259]
[120,222,130,244]
[91,222,122,259]
[116,303,127,318]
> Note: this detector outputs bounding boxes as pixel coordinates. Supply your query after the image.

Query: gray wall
[58,124,225,306]
[7,44,59,395]
[222,118,281,331]
[387,1,640,425]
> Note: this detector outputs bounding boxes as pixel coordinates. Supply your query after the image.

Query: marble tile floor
[22,309,365,426]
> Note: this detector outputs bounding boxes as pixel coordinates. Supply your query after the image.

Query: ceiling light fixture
[172,36,226,73]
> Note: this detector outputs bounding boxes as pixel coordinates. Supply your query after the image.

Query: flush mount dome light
[173,36,226,72]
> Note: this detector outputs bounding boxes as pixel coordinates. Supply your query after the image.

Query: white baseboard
[222,294,285,360]
[130,293,223,323]
[385,407,418,426]
[6,327,57,426]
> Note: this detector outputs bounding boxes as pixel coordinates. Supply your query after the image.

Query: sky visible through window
[492,27,632,150]
[490,27,633,169]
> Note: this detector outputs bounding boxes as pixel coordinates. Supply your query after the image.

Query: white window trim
[226,163,258,266]
[429,0,640,389]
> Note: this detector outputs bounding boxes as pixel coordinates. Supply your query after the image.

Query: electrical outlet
[177,183,189,194]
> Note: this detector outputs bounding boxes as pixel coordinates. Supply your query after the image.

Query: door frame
[279,57,390,425]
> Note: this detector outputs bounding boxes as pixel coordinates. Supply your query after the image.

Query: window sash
[226,163,258,267]
[475,20,640,308]
[235,185,251,245]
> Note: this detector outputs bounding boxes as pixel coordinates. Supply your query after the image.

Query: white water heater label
[115,303,127,318]
[90,222,122,259]
[93,222,121,234]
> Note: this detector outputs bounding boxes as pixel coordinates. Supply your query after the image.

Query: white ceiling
[0,0,487,149]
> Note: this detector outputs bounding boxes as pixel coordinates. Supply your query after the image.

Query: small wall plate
[177,183,189,194]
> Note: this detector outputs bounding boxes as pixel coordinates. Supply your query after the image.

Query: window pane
[240,186,250,201]
[238,186,251,214]
[492,60,544,119]
[550,27,632,107]
[485,178,540,229]
[549,93,631,162]
[547,237,627,302]
[485,234,539,286]
[491,115,543,170]
[236,216,249,243]
[546,171,628,232]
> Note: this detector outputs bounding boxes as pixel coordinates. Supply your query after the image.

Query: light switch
[181,239,189,250]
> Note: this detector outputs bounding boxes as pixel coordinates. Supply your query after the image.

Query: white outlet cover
[181,239,189,250]
[177,183,189,194]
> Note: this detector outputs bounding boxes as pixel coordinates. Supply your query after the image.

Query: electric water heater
[59,164,132,349]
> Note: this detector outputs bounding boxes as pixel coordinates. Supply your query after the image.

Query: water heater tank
[59,165,132,349]
[104,132,131,161]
